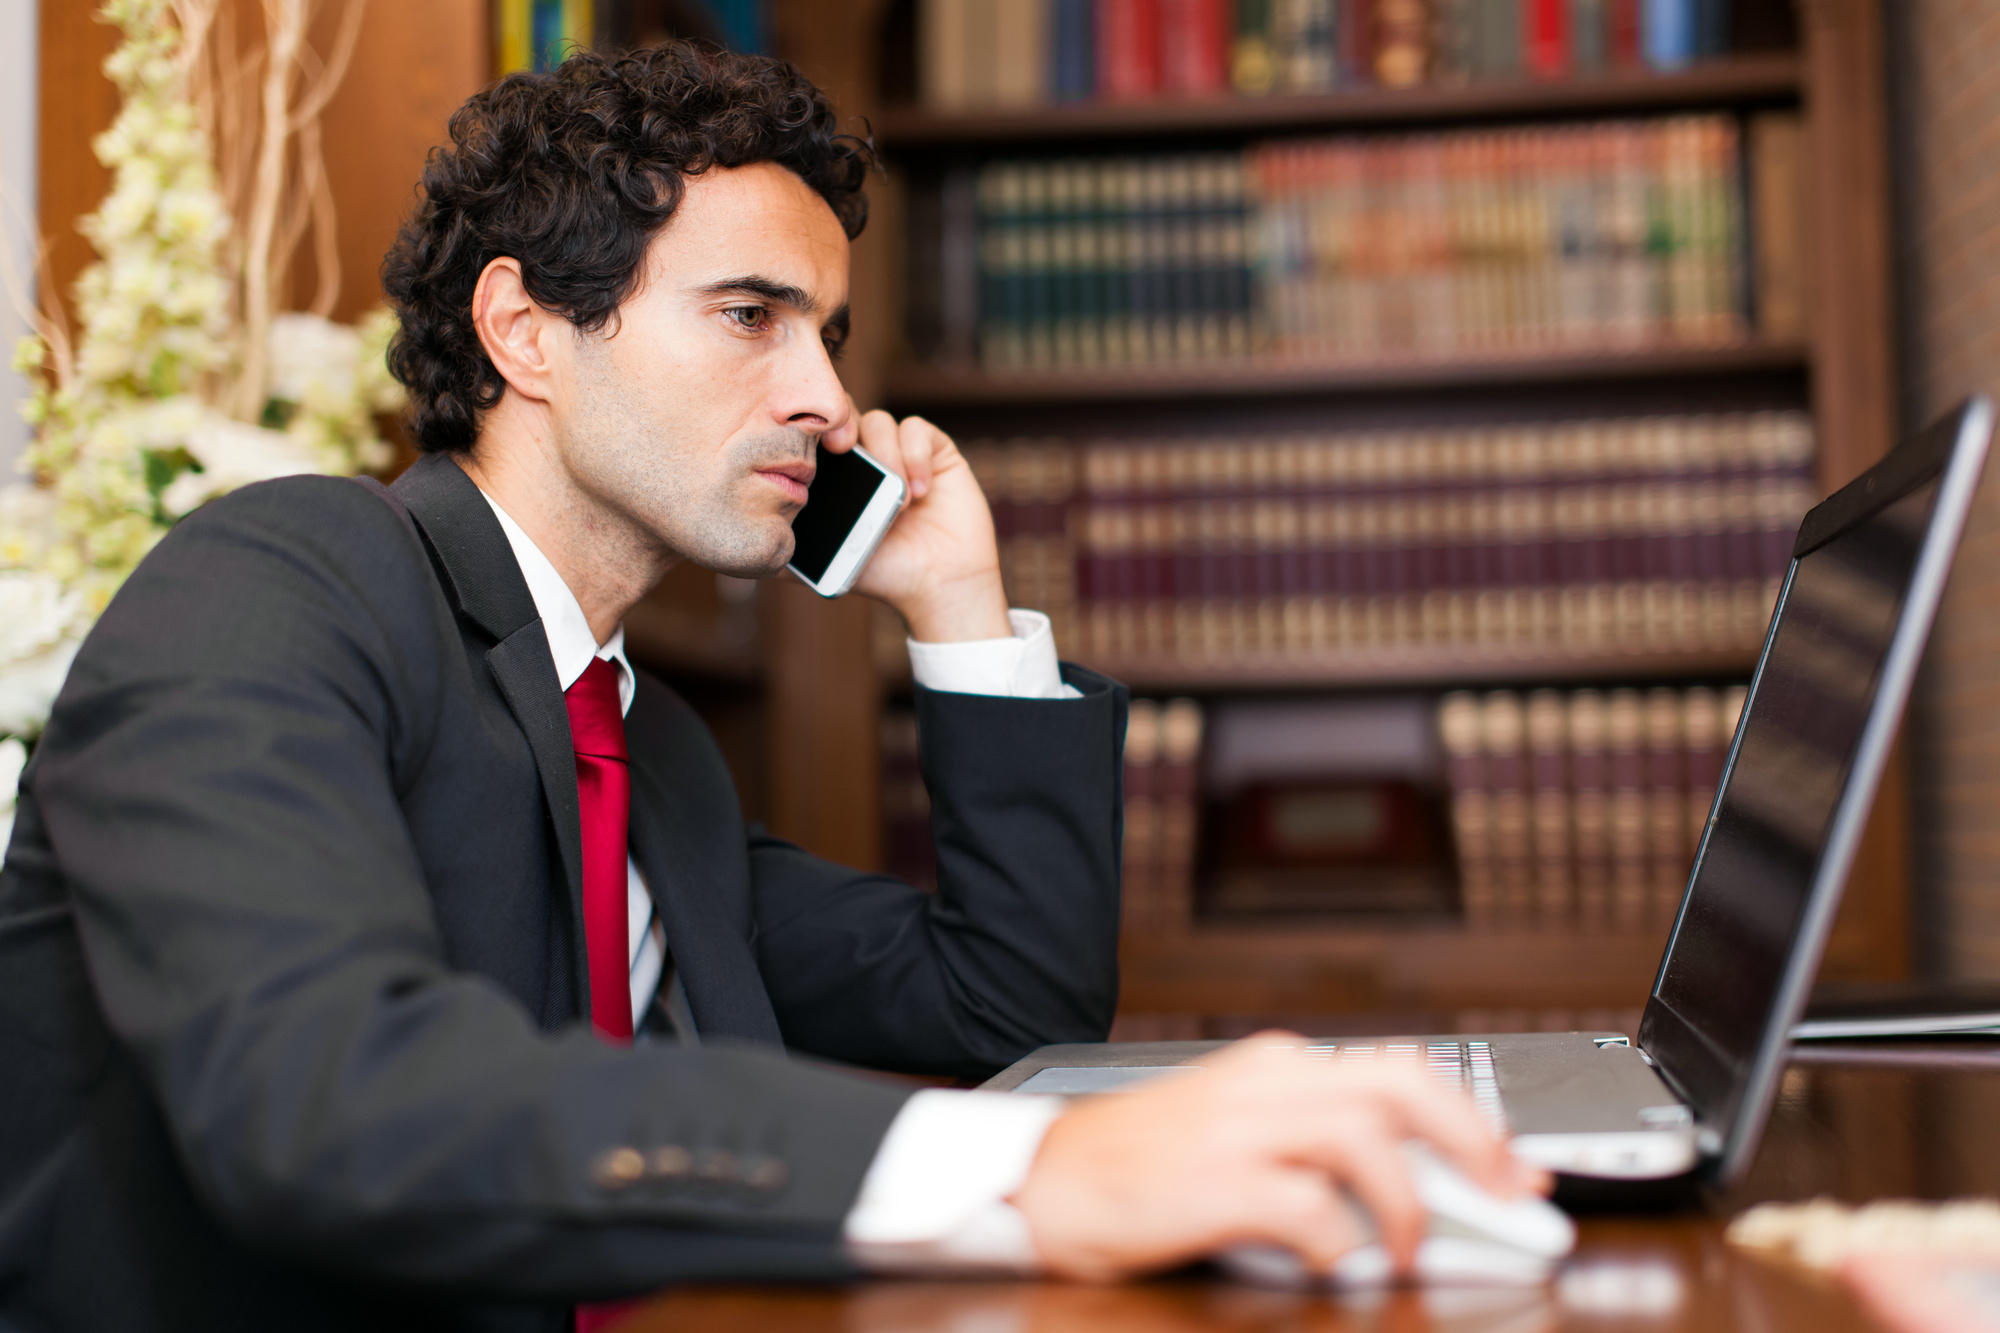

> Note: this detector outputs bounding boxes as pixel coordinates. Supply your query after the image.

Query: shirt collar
[477,489,634,716]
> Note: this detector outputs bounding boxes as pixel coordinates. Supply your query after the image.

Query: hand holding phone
[786,442,907,598]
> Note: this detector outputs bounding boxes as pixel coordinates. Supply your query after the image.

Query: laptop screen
[1646,473,1940,1115]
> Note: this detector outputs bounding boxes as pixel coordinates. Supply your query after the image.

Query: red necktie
[568,660,641,1333]
[564,658,633,1044]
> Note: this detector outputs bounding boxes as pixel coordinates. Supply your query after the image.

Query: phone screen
[789,443,890,584]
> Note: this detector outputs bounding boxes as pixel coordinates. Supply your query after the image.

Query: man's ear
[472,257,561,404]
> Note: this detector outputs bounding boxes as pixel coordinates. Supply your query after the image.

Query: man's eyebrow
[697,276,824,316]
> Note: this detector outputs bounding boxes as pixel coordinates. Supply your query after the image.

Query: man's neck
[453,435,669,645]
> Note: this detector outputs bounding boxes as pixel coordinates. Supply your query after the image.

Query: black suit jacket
[0,454,1124,1332]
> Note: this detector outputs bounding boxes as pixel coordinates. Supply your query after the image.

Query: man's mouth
[754,459,814,506]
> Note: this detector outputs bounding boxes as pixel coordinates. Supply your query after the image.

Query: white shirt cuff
[843,1088,1062,1274]
[905,609,1081,700]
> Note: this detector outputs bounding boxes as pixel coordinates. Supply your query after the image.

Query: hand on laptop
[1008,1031,1549,1282]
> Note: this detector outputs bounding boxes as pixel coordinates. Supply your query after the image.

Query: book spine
[1121,699,1163,936]
[921,0,973,107]
[1098,0,1162,99]
[1439,692,1495,924]
[1568,689,1611,929]
[1642,0,1694,71]
[1157,699,1204,931]
[993,0,1051,105]
[1050,0,1098,100]
[1608,0,1642,67]
[1430,0,1474,83]
[1337,0,1376,87]
[1481,691,1534,920]
[1526,688,1574,926]
[1748,111,1807,341]
[1159,0,1230,93]
[1278,0,1338,91]
[1233,0,1279,93]
[1606,688,1649,929]
[1695,0,1730,58]
[1682,685,1721,849]
[1570,0,1608,71]
[1373,0,1430,87]
[1525,0,1570,79]
[1644,686,1688,924]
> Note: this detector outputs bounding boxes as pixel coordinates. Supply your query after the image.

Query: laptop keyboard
[1302,1040,1508,1133]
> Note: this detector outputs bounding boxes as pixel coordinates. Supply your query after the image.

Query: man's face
[545,162,853,577]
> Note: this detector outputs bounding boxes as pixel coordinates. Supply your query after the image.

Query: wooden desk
[621,1048,2000,1332]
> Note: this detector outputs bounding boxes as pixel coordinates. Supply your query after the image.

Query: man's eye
[724,305,769,331]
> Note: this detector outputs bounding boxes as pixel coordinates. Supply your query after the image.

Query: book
[1749,111,1808,342]
[1644,685,1688,921]
[1232,0,1280,92]
[1526,688,1574,924]
[1157,698,1206,930]
[1275,0,1337,91]
[1525,0,1571,79]
[1568,690,1612,929]
[921,0,974,107]
[1373,0,1430,87]
[1642,0,1694,70]
[1606,688,1649,929]
[1336,0,1375,87]
[994,0,1052,105]
[1122,698,1163,933]
[1051,0,1098,100]
[1439,692,1495,922]
[1682,685,1720,847]
[1571,0,1609,72]
[1099,0,1162,98]
[1481,692,1534,920]
[1160,0,1230,94]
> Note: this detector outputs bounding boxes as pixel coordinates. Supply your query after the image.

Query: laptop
[984,397,1997,1188]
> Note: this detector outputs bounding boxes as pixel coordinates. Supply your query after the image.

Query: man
[0,41,1535,1332]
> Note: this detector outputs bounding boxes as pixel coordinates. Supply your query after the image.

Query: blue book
[1642,0,1695,70]
[1050,0,1095,100]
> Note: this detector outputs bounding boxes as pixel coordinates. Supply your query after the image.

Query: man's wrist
[893,569,1012,643]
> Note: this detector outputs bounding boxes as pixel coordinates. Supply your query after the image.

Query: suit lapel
[624,698,783,1046]
[393,455,591,1021]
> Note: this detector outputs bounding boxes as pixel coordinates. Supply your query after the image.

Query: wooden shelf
[884,341,1809,409]
[1074,644,1762,694]
[875,54,1801,149]
[1118,925,1669,1014]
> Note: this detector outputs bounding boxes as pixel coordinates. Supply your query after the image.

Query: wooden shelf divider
[876,53,1802,148]
[885,341,1809,408]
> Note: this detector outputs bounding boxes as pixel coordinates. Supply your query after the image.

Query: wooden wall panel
[36,0,120,332]
[308,0,488,319]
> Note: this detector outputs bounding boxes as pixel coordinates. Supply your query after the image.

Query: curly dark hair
[382,42,875,453]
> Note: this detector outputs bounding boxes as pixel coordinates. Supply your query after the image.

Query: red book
[1159,0,1229,95]
[1608,0,1642,68]
[1525,0,1570,78]
[1099,0,1162,100]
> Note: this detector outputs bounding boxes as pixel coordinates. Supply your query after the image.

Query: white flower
[267,311,362,406]
[159,412,324,517]
[0,736,24,851]
[0,570,85,739]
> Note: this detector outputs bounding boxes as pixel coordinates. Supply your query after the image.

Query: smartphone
[786,442,907,598]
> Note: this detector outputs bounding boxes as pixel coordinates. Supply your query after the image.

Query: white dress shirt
[478,491,1070,1273]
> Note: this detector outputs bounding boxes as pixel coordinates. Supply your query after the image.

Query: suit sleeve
[750,668,1127,1079]
[28,479,911,1299]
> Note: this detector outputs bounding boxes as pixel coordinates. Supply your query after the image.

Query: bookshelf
[827,0,1908,1037]
[876,52,1803,145]
[885,340,1809,406]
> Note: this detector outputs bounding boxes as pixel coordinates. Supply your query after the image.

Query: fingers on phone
[899,415,938,499]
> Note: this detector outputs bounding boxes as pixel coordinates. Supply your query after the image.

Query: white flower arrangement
[2,0,398,844]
